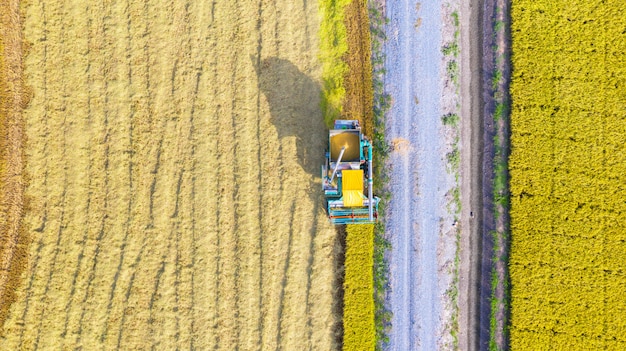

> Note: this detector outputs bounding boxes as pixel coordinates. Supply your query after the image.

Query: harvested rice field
[0,0,342,349]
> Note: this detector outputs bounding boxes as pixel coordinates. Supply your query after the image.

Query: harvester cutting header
[322,120,380,224]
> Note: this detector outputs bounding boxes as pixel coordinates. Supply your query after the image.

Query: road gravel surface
[384,0,460,349]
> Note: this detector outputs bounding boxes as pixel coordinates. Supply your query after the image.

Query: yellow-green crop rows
[343,224,375,351]
[319,0,350,125]
[509,1,626,349]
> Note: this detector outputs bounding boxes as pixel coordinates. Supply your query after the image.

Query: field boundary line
[0,0,28,334]
[459,0,483,348]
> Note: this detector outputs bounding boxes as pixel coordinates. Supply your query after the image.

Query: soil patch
[390,138,411,156]
[458,0,484,348]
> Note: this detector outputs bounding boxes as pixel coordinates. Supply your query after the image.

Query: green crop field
[509,0,626,349]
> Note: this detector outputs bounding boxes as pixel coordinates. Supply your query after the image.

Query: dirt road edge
[458,0,483,349]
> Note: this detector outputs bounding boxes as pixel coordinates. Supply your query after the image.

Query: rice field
[343,224,375,351]
[509,1,626,349]
[0,0,342,349]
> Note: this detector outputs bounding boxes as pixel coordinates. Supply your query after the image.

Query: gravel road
[384,0,459,349]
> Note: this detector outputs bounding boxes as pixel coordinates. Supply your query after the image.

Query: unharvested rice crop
[319,0,374,137]
[343,224,375,351]
[319,0,377,348]
[509,1,626,349]
[343,0,374,138]
[319,0,350,126]
[0,0,341,349]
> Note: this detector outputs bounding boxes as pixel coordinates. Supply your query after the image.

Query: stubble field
[0,0,341,349]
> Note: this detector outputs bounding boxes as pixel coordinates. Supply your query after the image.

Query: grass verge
[487,1,510,349]
[441,7,461,348]
[368,1,392,349]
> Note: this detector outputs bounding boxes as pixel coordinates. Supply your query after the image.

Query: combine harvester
[322,120,380,224]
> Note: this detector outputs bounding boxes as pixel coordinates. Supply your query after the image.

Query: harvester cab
[322,120,380,224]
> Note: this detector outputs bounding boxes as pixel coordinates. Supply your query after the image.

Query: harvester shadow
[253,56,325,176]
[253,56,345,348]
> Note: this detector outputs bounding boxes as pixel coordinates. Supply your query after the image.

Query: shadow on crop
[253,56,328,176]
[253,56,345,348]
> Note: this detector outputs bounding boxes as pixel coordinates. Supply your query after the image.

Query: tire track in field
[231,1,265,348]
[168,6,194,346]
[32,0,69,344]
[257,5,287,349]
[111,0,155,345]
[75,0,113,343]
[115,243,150,349]
[22,0,73,347]
[99,0,136,343]
[171,172,183,345]
[275,200,296,349]
[303,200,319,350]
[114,0,163,345]
[4,0,335,349]
[158,0,200,343]
[57,6,104,343]
[143,103,185,349]
[58,7,94,338]
[212,114,222,350]
[187,70,200,350]
[153,3,195,346]
[15,0,48,347]
[147,227,171,345]
[89,0,140,338]
[200,21,221,348]
[256,1,284,348]
[265,1,321,347]
[254,1,331,346]
[129,100,168,347]
[36,3,93,345]
[272,1,326,347]
[165,31,203,347]
[61,178,92,339]
[175,3,206,349]
[144,2,192,347]
[172,29,190,347]
[293,1,318,346]
[230,7,252,347]
[183,5,217,346]
[252,0,265,346]
[211,1,245,348]
[226,36,244,351]
[273,11,301,351]
[215,101,241,349]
